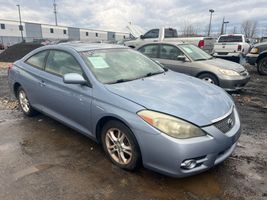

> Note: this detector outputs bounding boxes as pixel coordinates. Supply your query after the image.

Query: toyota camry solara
[8,43,241,177]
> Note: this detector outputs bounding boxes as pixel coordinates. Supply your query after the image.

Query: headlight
[219,69,240,76]
[137,110,206,139]
[250,47,259,54]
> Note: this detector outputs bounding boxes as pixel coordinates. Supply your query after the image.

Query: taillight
[7,63,13,74]
[237,44,242,51]
[198,40,205,48]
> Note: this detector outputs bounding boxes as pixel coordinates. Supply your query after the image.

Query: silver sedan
[137,42,250,91]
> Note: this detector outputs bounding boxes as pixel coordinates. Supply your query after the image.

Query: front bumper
[246,53,258,65]
[218,73,250,91]
[134,107,241,178]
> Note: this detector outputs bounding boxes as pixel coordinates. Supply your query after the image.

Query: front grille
[214,111,235,133]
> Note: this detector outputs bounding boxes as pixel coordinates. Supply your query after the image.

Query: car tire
[257,57,267,75]
[198,73,219,85]
[101,120,141,171]
[17,86,38,116]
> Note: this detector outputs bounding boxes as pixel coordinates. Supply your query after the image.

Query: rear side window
[138,44,158,58]
[45,50,83,76]
[159,45,184,60]
[25,51,48,69]
[164,29,178,38]
[143,29,159,39]
[218,36,242,43]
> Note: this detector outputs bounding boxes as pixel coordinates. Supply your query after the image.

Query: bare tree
[181,20,199,37]
[241,20,258,38]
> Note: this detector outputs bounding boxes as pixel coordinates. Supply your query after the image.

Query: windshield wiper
[143,71,164,78]
[194,58,207,61]
[107,78,133,84]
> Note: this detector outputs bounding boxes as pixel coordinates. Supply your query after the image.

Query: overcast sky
[1,0,267,35]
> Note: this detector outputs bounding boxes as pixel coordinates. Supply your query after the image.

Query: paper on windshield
[87,57,110,69]
[182,47,193,54]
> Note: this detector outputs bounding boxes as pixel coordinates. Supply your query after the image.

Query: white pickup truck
[124,27,215,54]
[213,34,250,62]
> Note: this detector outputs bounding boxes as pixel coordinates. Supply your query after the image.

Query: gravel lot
[0,62,266,200]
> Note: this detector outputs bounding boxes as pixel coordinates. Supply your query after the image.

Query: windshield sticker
[183,47,193,53]
[88,57,110,69]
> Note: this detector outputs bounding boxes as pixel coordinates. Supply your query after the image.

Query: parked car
[137,42,250,91]
[260,37,267,43]
[124,27,215,54]
[213,34,250,63]
[8,43,241,177]
[246,42,267,75]
[0,43,4,50]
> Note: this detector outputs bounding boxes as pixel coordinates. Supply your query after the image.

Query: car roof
[57,42,128,52]
[137,41,187,48]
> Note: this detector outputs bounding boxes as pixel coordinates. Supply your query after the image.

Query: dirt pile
[0,42,43,62]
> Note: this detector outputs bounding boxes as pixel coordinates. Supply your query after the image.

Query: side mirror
[246,39,250,43]
[63,73,87,85]
[140,35,144,39]
[177,55,187,62]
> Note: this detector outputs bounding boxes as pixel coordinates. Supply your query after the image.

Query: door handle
[39,80,46,87]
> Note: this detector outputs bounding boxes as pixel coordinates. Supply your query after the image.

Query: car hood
[197,58,245,72]
[105,71,233,126]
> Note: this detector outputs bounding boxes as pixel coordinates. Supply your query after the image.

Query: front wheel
[257,57,267,75]
[101,120,141,171]
[197,73,219,85]
[17,86,38,116]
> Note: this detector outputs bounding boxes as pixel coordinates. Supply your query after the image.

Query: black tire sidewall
[257,57,267,75]
[101,120,141,171]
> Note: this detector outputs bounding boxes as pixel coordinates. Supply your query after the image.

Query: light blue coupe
[8,43,241,177]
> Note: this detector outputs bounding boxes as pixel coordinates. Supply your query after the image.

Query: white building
[0,19,130,46]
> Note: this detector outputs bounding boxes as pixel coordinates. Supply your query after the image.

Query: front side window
[159,45,184,60]
[143,29,159,39]
[138,44,158,58]
[45,50,83,76]
[81,49,164,84]
[25,51,48,69]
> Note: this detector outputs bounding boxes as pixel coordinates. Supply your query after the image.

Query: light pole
[53,0,58,26]
[208,9,214,36]
[224,21,229,34]
[16,4,24,42]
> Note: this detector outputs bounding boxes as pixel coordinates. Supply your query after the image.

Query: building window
[112,34,115,38]
[50,28,54,33]
[86,32,89,36]
[0,24,5,29]
[95,33,98,37]
[63,30,67,34]
[123,35,126,39]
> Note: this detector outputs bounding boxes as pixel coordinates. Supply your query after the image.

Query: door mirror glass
[177,55,187,62]
[63,73,87,85]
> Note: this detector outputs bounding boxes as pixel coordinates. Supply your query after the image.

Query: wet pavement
[0,63,266,200]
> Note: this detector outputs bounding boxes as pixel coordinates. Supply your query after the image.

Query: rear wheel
[17,86,38,116]
[257,57,267,75]
[101,120,141,171]
[198,73,219,85]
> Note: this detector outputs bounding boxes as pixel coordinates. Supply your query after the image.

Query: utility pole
[208,9,214,36]
[220,17,225,35]
[224,21,229,34]
[16,4,24,42]
[53,0,58,26]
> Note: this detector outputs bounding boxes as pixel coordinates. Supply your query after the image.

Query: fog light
[181,159,197,169]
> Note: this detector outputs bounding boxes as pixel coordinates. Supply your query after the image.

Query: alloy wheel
[105,128,132,165]
[19,90,30,113]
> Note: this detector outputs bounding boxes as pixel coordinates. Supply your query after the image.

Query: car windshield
[179,44,213,61]
[81,48,164,84]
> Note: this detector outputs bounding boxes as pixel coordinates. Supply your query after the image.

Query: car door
[21,50,49,109]
[39,50,93,136]
[156,44,193,75]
